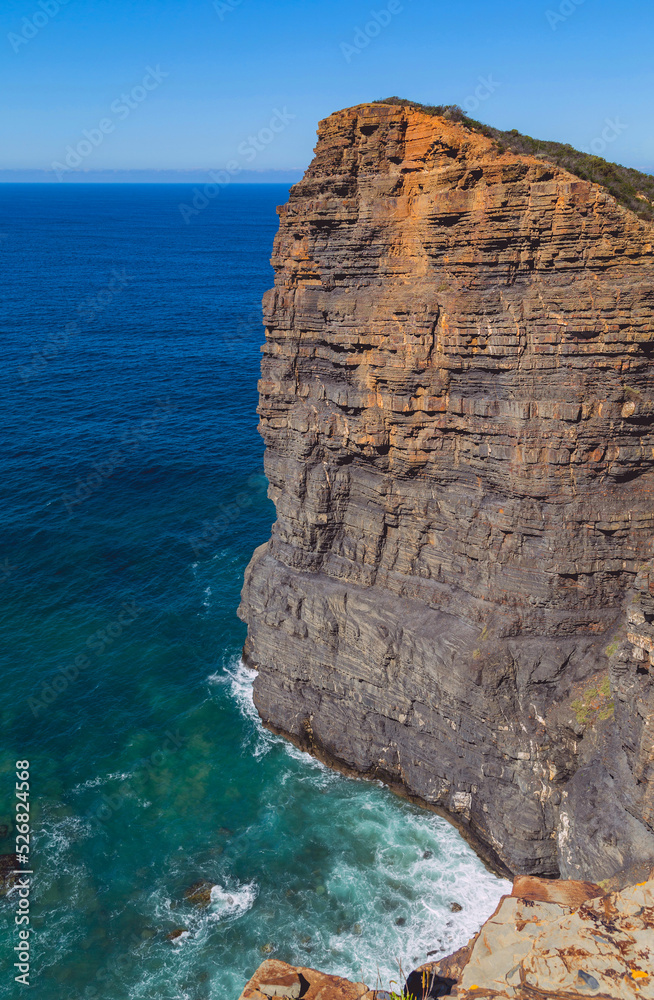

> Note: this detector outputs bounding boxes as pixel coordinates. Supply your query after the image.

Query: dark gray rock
[238,102,654,879]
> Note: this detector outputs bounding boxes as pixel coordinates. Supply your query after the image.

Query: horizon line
[0,167,305,184]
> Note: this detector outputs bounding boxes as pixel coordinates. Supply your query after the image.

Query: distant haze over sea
[0,169,304,184]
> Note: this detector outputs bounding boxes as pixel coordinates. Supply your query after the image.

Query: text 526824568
[14,760,32,986]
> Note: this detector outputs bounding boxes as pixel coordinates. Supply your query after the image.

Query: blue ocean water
[0,184,508,999]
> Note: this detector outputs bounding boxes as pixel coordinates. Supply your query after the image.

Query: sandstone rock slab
[239,960,369,1000]
[511,875,602,906]
[456,877,654,998]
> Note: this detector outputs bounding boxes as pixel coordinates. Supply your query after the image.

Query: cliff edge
[239,101,654,879]
[237,875,654,999]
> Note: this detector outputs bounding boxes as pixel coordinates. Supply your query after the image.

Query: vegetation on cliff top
[375,97,654,222]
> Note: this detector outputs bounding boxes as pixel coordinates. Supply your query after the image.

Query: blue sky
[1,0,653,177]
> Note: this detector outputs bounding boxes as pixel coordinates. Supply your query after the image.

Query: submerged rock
[183,879,214,907]
[165,928,189,943]
[0,854,18,897]
[238,878,653,998]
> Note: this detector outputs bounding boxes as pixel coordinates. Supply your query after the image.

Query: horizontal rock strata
[239,101,654,877]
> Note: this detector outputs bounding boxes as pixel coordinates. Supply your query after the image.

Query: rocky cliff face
[237,876,654,1000]
[239,102,654,879]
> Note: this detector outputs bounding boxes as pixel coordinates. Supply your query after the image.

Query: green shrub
[571,675,614,726]
[374,98,654,222]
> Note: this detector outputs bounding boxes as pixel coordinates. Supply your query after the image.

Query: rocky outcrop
[237,960,369,1000]
[238,101,654,878]
[509,875,601,906]
[421,874,654,999]
[239,877,654,1000]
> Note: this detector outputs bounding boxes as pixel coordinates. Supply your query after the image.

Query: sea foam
[217,655,510,988]
[210,881,258,921]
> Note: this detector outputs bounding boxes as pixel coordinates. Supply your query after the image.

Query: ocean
[0,183,508,998]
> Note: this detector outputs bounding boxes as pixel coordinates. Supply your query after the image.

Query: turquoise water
[0,184,508,998]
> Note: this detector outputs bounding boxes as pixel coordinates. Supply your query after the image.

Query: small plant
[571,674,614,726]
[605,639,619,657]
[571,697,590,725]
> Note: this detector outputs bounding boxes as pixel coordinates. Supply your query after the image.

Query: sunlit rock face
[239,101,654,878]
[240,878,654,1000]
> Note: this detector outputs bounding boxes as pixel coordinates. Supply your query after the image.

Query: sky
[1,0,653,179]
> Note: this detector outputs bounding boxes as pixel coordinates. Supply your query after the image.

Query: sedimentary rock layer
[239,102,654,877]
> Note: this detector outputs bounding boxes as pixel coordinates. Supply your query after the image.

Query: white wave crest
[209,881,258,921]
[168,929,191,947]
[208,659,276,758]
[208,656,509,984]
[71,770,133,792]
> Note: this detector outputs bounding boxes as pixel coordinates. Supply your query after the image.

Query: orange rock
[511,875,603,906]
[239,960,369,1000]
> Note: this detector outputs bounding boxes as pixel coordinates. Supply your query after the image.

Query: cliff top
[329,97,654,223]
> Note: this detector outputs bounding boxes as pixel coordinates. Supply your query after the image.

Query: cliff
[237,875,654,999]
[238,101,654,879]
